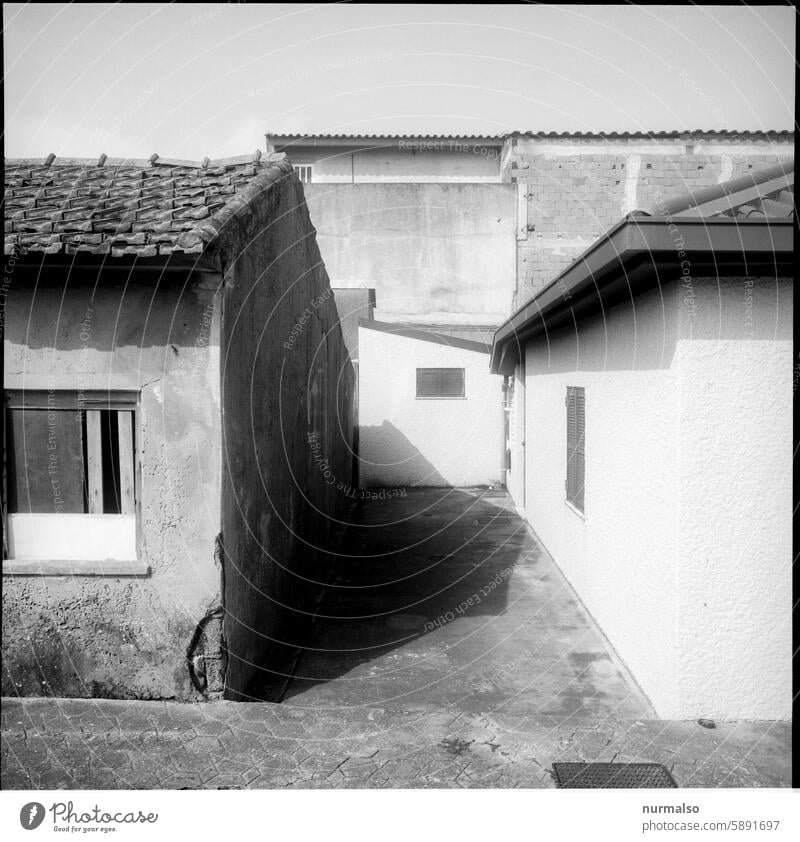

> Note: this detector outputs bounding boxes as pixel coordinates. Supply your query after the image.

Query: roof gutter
[490,216,794,374]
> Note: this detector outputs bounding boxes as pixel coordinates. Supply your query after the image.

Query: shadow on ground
[271,487,652,720]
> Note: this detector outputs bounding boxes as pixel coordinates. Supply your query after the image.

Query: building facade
[358,321,500,488]
[491,163,794,719]
[3,153,356,702]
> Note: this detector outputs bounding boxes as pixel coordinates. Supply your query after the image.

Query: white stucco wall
[673,277,793,720]
[521,284,681,715]
[504,361,526,507]
[358,324,503,487]
[515,275,792,720]
[286,145,502,183]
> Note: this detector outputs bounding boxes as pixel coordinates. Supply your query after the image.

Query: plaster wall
[303,183,517,322]
[504,361,526,507]
[358,325,503,487]
[219,172,356,700]
[3,274,223,700]
[518,275,792,719]
[673,277,792,719]
[521,284,681,714]
[285,144,502,183]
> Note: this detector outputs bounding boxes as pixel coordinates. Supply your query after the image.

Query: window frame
[415,367,466,400]
[565,386,586,516]
[293,164,314,184]
[2,389,148,576]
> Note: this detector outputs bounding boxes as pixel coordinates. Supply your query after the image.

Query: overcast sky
[3,3,795,159]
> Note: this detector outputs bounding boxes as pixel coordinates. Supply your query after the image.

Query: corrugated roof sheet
[3,152,291,258]
[268,130,793,141]
[269,133,504,141]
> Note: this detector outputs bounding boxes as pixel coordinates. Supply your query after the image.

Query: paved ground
[280,488,651,719]
[1,698,789,789]
[1,489,791,789]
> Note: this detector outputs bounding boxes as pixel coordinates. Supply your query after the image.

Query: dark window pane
[7,408,86,513]
[101,410,122,514]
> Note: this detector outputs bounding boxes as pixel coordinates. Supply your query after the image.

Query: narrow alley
[279,488,651,720]
[2,490,789,789]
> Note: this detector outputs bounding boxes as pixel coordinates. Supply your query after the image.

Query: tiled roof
[638,160,794,220]
[4,152,291,258]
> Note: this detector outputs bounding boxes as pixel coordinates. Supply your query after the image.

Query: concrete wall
[281,143,502,183]
[516,275,792,719]
[303,183,517,323]
[218,169,357,700]
[358,323,503,487]
[3,272,223,700]
[510,133,794,305]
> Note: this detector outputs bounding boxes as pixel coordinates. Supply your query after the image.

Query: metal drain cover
[552,762,677,788]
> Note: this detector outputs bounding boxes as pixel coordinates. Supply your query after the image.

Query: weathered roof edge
[4,151,266,170]
[176,155,294,250]
[4,153,295,260]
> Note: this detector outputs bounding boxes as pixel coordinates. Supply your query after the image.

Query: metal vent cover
[552,762,677,788]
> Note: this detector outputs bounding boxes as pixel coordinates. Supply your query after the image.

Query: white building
[265,133,504,183]
[358,321,501,487]
[491,162,794,720]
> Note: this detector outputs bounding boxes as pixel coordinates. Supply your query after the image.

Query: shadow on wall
[4,272,216,354]
[359,420,448,487]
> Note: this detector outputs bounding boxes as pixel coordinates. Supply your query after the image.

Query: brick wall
[507,132,794,307]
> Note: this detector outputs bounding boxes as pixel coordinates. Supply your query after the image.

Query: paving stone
[1,490,790,789]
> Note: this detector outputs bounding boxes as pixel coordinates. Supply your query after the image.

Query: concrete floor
[281,488,652,721]
[1,489,791,789]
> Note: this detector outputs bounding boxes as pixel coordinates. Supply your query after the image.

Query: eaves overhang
[490,216,795,374]
[267,134,504,150]
[5,250,221,283]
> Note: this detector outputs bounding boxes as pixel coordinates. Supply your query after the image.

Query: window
[565,386,585,513]
[416,368,465,398]
[3,390,141,573]
[293,164,313,184]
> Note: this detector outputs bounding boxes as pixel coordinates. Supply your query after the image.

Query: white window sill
[3,558,150,576]
[5,513,140,574]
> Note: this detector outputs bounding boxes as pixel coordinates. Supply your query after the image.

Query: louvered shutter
[416,368,465,398]
[443,369,465,397]
[566,387,585,512]
[574,389,585,511]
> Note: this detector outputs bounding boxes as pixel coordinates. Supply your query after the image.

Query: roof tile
[4,153,293,258]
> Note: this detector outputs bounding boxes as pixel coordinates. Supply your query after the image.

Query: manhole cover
[552,762,677,788]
